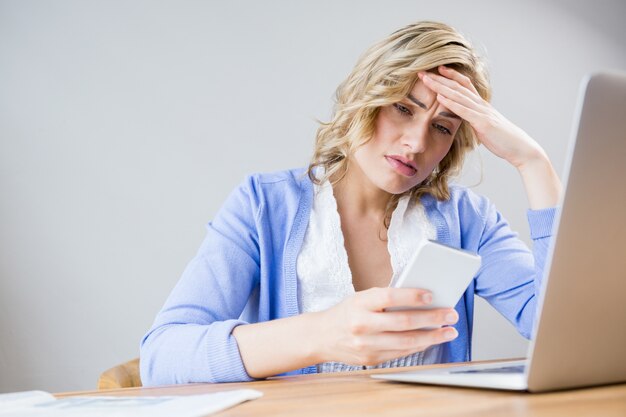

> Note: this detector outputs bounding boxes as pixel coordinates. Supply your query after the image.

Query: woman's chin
[378,179,422,195]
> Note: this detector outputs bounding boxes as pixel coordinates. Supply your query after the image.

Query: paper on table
[0,389,263,417]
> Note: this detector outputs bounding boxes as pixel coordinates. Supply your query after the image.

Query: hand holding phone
[388,240,481,311]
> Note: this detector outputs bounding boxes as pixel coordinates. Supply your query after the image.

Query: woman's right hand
[314,287,459,366]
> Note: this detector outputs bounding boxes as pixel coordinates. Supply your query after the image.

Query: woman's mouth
[385,155,417,177]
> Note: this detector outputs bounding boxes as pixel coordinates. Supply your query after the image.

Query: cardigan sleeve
[473,201,557,339]
[140,176,262,385]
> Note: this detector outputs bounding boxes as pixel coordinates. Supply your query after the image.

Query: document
[0,389,263,416]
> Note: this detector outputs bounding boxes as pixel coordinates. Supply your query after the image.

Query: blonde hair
[307,21,491,210]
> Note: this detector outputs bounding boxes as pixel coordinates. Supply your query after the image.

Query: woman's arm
[140,179,263,385]
[420,66,563,209]
[233,287,459,379]
[420,67,561,337]
[516,151,562,209]
[471,195,557,338]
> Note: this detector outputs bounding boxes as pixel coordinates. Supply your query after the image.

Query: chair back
[97,358,142,389]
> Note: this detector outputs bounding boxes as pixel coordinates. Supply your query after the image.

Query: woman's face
[351,78,463,195]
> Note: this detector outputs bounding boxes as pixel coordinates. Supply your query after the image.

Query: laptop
[372,71,626,392]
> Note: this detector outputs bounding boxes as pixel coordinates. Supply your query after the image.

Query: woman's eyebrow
[439,111,461,120]
[407,94,461,120]
[407,94,429,110]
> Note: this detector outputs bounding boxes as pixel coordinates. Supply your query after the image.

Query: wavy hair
[307,21,491,212]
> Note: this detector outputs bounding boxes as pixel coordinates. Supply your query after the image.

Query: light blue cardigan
[140,168,556,386]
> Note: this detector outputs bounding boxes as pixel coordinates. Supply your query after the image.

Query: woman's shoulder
[231,167,312,209]
[246,167,309,185]
[240,167,311,194]
[426,183,494,220]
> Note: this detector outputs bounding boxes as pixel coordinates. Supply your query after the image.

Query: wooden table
[57,361,626,417]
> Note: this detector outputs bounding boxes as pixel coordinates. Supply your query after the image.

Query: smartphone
[388,240,481,311]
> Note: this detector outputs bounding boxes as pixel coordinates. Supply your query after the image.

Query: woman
[140,21,561,385]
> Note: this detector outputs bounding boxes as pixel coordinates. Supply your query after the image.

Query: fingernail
[445,312,458,324]
[443,328,458,340]
[421,293,432,304]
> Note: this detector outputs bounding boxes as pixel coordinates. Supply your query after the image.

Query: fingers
[395,308,459,330]
[437,65,480,96]
[344,327,459,366]
[435,93,484,128]
[348,287,459,335]
[364,308,459,333]
[326,289,461,367]
[382,327,459,351]
[420,72,483,111]
[357,287,433,311]
[419,66,480,102]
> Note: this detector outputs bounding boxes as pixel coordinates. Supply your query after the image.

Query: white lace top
[296,180,443,372]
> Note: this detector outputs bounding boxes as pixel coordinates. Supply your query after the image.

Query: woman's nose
[402,120,429,153]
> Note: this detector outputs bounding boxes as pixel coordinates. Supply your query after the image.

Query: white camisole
[296,180,443,372]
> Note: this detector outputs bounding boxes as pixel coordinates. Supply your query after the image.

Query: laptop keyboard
[451,365,526,374]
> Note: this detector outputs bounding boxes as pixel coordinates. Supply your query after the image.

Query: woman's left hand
[420,65,562,209]
[419,66,546,170]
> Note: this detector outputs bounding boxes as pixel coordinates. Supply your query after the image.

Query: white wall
[0,0,624,393]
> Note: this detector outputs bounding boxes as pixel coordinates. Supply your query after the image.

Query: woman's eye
[433,123,452,135]
[392,103,412,117]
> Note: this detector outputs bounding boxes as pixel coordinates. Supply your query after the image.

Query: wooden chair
[97,358,142,389]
